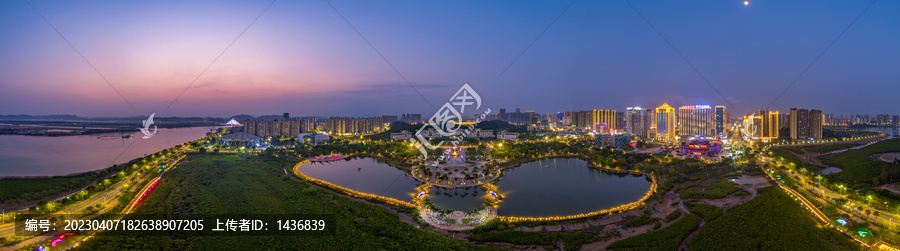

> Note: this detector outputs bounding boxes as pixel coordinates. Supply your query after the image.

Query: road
[0,152,185,250]
[762,163,872,247]
[775,159,900,231]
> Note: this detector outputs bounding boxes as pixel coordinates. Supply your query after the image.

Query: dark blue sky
[0,0,896,118]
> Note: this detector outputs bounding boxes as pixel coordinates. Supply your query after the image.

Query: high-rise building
[324,116,384,134]
[289,117,301,136]
[578,110,592,130]
[715,106,726,137]
[401,114,422,124]
[524,111,536,124]
[678,105,715,138]
[283,113,290,120]
[243,119,256,135]
[626,107,654,140]
[790,108,807,140]
[616,111,625,130]
[562,111,577,127]
[739,111,779,142]
[789,108,822,141]
[656,103,676,142]
[893,115,899,128]
[809,109,822,139]
[779,113,790,129]
[824,114,835,125]
[591,109,617,133]
[301,116,317,132]
[877,114,891,125]
[382,115,398,124]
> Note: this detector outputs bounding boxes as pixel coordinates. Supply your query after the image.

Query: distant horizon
[2,104,898,121]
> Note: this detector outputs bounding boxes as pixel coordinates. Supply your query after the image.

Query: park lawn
[771,148,807,166]
[73,154,500,251]
[607,214,700,250]
[782,146,805,154]
[0,172,106,203]
[821,139,900,184]
[803,143,862,153]
[688,186,861,250]
[678,179,742,200]
[468,231,596,251]
[469,231,557,246]
[686,202,722,222]
[622,214,660,228]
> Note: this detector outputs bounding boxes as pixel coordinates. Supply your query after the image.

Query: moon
[744,1,749,5]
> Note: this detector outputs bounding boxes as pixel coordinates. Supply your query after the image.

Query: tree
[199,148,207,153]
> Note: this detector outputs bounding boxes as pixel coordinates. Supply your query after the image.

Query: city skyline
[2,1,899,118]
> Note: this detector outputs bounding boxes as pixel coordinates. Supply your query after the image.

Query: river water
[0,127,219,177]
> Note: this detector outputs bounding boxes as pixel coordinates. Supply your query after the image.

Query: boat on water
[122,135,134,138]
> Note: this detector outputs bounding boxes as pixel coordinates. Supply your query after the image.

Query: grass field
[678,179,743,199]
[607,214,700,250]
[72,154,499,250]
[686,202,722,222]
[803,143,863,153]
[821,139,900,183]
[688,187,860,250]
[468,229,597,251]
[0,171,108,203]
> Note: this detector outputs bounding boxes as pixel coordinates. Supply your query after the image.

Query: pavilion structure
[216,131,262,147]
[225,118,242,127]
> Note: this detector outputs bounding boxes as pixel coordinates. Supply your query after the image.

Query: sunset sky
[0,0,897,118]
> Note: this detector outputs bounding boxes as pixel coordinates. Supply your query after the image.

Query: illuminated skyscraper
[592,109,617,133]
[715,105,726,137]
[678,105,715,138]
[655,103,676,142]
[744,110,780,142]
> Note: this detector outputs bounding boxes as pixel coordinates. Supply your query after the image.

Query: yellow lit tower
[591,109,617,133]
[655,103,676,142]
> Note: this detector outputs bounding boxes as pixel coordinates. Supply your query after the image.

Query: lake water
[496,158,652,217]
[0,127,219,177]
[821,167,843,175]
[296,157,653,217]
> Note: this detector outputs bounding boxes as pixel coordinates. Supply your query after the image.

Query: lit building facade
[243,117,307,138]
[656,103,676,142]
[743,110,779,142]
[592,109,617,133]
[677,105,715,138]
[715,105,726,138]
